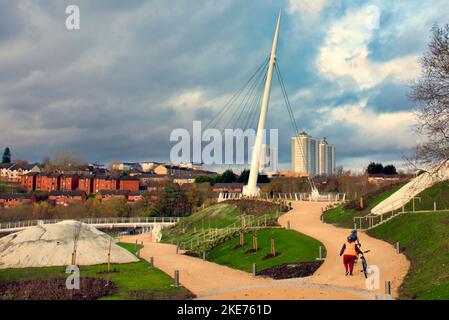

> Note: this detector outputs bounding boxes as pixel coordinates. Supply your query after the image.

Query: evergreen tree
[2,147,11,163]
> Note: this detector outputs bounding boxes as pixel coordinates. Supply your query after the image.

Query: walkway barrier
[0,216,181,233]
[218,192,345,203]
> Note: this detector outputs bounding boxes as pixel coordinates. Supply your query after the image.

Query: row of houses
[0,163,41,182]
[0,190,152,208]
[20,173,141,194]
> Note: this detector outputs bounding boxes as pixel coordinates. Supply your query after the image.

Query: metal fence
[0,216,181,232]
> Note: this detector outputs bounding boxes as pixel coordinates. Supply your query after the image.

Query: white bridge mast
[242,11,281,197]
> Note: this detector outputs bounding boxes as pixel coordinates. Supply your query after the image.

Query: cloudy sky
[0,0,447,172]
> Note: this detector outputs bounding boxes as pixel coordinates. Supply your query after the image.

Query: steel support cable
[204,57,269,131]
[221,60,269,131]
[204,60,266,131]
[275,62,310,176]
[232,69,268,169]
[236,64,268,131]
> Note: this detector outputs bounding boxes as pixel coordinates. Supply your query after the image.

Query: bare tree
[410,24,449,168]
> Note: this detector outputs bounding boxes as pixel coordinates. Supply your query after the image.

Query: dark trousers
[343,255,357,274]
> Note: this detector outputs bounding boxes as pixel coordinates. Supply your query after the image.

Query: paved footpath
[121,201,409,300]
[278,201,410,297]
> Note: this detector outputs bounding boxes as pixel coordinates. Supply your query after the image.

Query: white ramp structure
[371,160,449,215]
[243,12,281,197]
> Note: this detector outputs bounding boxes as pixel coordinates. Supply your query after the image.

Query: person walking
[340,236,363,276]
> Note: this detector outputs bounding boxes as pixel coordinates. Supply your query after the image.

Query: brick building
[60,174,79,191]
[78,175,94,194]
[98,190,128,202]
[48,190,87,206]
[20,172,39,191]
[0,194,37,208]
[119,176,140,191]
[36,173,61,192]
[93,175,119,193]
[127,190,150,202]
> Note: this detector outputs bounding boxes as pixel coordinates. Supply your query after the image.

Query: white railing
[218,192,345,203]
[353,196,422,230]
[0,216,181,232]
[178,213,279,251]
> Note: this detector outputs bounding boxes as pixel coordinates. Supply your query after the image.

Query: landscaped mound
[403,181,449,211]
[369,211,449,299]
[206,228,324,275]
[0,221,138,269]
[323,184,404,228]
[257,261,323,279]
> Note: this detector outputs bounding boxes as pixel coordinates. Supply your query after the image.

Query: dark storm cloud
[367,80,412,113]
[0,0,446,170]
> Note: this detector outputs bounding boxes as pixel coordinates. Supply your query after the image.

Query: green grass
[323,185,403,228]
[0,242,192,300]
[368,211,449,300]
[161,204,243,244]
[206,228,324,272]
[403,181,449,212]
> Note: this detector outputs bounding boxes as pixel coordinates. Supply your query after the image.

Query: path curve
[120,201,409,299]
[278,201,410,297]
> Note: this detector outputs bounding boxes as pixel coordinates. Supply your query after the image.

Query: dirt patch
[128,289,196,300]
[245,248,262,254]
[0,278,116,300]
[184,251,201,258]
[262,252,282,260]
[256,261,323,279]
[97,269,120,275]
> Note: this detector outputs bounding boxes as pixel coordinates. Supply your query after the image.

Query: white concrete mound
[0,220,139,269]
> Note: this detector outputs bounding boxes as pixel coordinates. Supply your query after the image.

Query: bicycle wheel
[361,257,368,278]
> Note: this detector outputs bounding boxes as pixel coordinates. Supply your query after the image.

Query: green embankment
[0,242,192,300]
[206,228,324,272]
[403,181,449,212]
[323,184,403,228]
[368,212,449,299]
[161,201,281,245]
[161,204,242,244]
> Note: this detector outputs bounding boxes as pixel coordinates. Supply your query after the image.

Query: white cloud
[323,100,417,152]
[287,0,329,17]
[317,4,420,89]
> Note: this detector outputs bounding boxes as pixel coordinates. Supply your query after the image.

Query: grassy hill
[207,228,324,273]
[368,212,449,299]
[0,242,193,300]
[161,200,285,245]
[323,184,403,228]
[403,181,449,212]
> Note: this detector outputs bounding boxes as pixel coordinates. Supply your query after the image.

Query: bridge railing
[218,192,345,203]
[353,196,419,230]
[0,216,181,231]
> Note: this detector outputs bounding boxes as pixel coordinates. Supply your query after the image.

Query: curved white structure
[243,12,281,197]
[371,160,449,215]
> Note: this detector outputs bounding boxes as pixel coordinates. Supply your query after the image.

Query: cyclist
[340,236,363,276]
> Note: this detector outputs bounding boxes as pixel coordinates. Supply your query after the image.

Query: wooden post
[271,238,275,256]
[253,234,258,252]
[434,202,437,211]
[107,237,112,272]
[360,197,364,209]
[150,257,154,268]
[385,281,392,295]
[174,270,180,287]
[252,263,257,276]
[240,232,244,246]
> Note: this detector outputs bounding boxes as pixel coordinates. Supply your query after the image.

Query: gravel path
[278,201,410,297]
[121,200,409,299]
